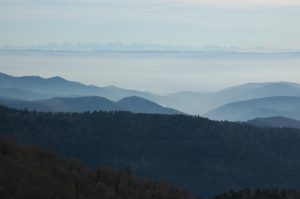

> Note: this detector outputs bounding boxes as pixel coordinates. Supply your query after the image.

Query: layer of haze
[1,55,300,94]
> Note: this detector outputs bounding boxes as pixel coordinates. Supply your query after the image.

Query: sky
[1,0,300,49]
[0,0,300,93]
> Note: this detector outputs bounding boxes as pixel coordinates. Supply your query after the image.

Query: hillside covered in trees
[0,135,192,199]
[1,105,300,197]
[2,134,300,199]
[211,188,300,199]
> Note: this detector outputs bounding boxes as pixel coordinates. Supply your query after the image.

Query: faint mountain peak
[104,85,119,89]
[48,76,67,81]
[117,96,183,114]
[118,95,151,102]
[118,96,163,108]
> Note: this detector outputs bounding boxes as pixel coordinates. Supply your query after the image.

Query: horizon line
[1,42,300,53]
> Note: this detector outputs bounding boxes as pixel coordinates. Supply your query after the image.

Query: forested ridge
[211,188,300,199]
[0,135,192,199]
[2,134,300,199]
[1,105,300,197]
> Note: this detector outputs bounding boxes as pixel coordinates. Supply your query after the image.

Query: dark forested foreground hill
[211,189,300,199]
[0,135,192,199]
[1,106,300,197]
[1,135,299,199]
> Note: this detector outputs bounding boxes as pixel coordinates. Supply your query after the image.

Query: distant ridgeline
[3,72,300,116]
[0,96,183,115]
[247,116,300,129]
[1,105,300,197]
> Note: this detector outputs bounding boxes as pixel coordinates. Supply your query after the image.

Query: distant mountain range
[2,49,300,60]
[0,87,53,100]
[0,96,182,115]
[2,72,300,116]
[162,82,300,114]
[248,116,300,129]
[0,72,156,101]
[205,96,300,121]
[3,42,299,52]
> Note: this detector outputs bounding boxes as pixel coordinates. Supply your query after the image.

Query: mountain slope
[205,96,300,121]
[0,135,192,199]
[0,97,121,112]
[0,87,54,100]
[0,72,158,101]
[2,106,300,197]
[43,96,122,112]
[117,96,182,114]
[247,116,300,129]
[0,96,182,114]
[167,82,300,114]
[2,134,299,199]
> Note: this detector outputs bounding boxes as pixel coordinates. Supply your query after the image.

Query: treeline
[1,105,300,197]
[212,188,300,199]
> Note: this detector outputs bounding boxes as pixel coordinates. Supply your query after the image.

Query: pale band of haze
[1,55,300,94]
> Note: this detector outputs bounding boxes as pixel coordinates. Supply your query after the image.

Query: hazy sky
[1,0,300,48]
[1,0,300,93]
[1,55,300,93]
